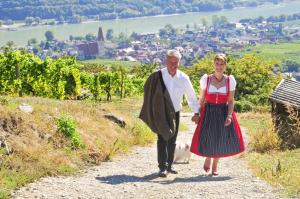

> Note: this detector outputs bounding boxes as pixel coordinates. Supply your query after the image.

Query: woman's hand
[224,115,232,126]
[191,113,200,124]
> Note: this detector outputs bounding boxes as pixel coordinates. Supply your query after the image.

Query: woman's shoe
[212,170,219,176]
[203,158,211,173]
[211,158,219,176]
[203,165,210,173]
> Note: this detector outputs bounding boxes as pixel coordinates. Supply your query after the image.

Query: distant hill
[0,0,282,21]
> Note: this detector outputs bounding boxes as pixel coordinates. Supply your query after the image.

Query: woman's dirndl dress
[190,74,245,158]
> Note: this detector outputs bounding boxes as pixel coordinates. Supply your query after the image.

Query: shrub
[234,100,253,112]
[56,113,84,149]
[131,120,155,146]
[249,126,281,153]
[0,96,9,105]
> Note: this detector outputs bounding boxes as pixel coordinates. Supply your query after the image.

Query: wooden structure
[270,79,300,148]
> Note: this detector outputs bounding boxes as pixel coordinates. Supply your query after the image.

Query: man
[139,50,200,177]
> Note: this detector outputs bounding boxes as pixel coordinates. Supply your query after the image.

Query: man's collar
[162,67,179,78]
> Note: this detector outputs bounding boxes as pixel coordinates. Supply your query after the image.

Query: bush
[234,100,253,112]
[0,96,9,105]
[131,120,155,146]
[249,126,281,153]
[56,113,84,149]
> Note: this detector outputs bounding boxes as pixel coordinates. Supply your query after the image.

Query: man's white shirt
[161,67,199,113]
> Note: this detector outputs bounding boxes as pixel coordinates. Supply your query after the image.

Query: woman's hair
[214,54,227,64]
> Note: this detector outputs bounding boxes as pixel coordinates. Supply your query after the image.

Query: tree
[130,32,139,40]
[34,17,41,25]
[184,53,281,105]
[118,32,129,42]
[228,54,281,104]
[69,35,74,41]
[247,1,258,7]
[159,24,176,39]
[278,15,287,22]
[25,17,34,26]
[58,16,64,24]
[28,38,37,45]
[212,15,228,27]
[106,29,114,40]
[0,20,2,27]
[201,17,208,28]
[285,60,300,72]
[219,16,229,26]
[44,41,50,49]
[45,31,54,41]
[70,15,82,23]
[85,33,96,41]
[212,15,219,27]
[224,2,234,9]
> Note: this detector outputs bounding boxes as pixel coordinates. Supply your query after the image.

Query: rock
[77,88,92,100]
[38,132,52,141]
[18,103,33,114]
[104,113,126,128]
[0,136,13,155]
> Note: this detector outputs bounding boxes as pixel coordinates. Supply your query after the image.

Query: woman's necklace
[213,74,224,82]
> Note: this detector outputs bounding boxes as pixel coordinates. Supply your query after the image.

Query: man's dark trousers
[157,111,180,171]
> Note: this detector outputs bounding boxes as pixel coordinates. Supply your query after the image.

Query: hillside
[236,41,300,73]
[0,0,282,20]
[0,96,155,198]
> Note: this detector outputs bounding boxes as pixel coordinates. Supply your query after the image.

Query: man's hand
[191,114,200,124]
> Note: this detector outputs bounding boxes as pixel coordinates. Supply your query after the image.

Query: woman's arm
[225,90,235,126]
[191,88,205,123]
[199,88,206,109]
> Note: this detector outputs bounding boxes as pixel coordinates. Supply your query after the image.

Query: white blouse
[200,74,236,93]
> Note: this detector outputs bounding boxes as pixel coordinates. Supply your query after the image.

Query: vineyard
[0,50,281,112]
[0,50,157,101]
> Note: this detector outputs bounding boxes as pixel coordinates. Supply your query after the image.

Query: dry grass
[285,106,300,148]
[0,96,154,198]
[247,150,300,198]
[238,111,281,152]
[238,111,300,197]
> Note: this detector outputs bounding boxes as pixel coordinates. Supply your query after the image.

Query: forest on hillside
[0,0,282,20]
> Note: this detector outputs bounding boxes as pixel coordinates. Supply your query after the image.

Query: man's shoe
[167,167,178,174]
[158,170,168,177]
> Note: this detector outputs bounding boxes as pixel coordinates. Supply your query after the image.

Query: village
[0,13,298,72]
[17,16,298,68]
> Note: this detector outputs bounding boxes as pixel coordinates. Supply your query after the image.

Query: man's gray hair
[166,49,182,60]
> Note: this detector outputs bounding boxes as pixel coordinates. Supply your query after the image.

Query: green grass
[80,59,141,68]
[247,150,300,197]
[237,41,300,64]
[238,112,272,131]
[283,19,300,27]
[238,112,300,197]
[131,120,156,146]
[0,190,9,199]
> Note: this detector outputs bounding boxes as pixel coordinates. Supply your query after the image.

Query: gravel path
[12,113,284,199]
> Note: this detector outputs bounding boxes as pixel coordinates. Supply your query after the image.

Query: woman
[190,54,245,176]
